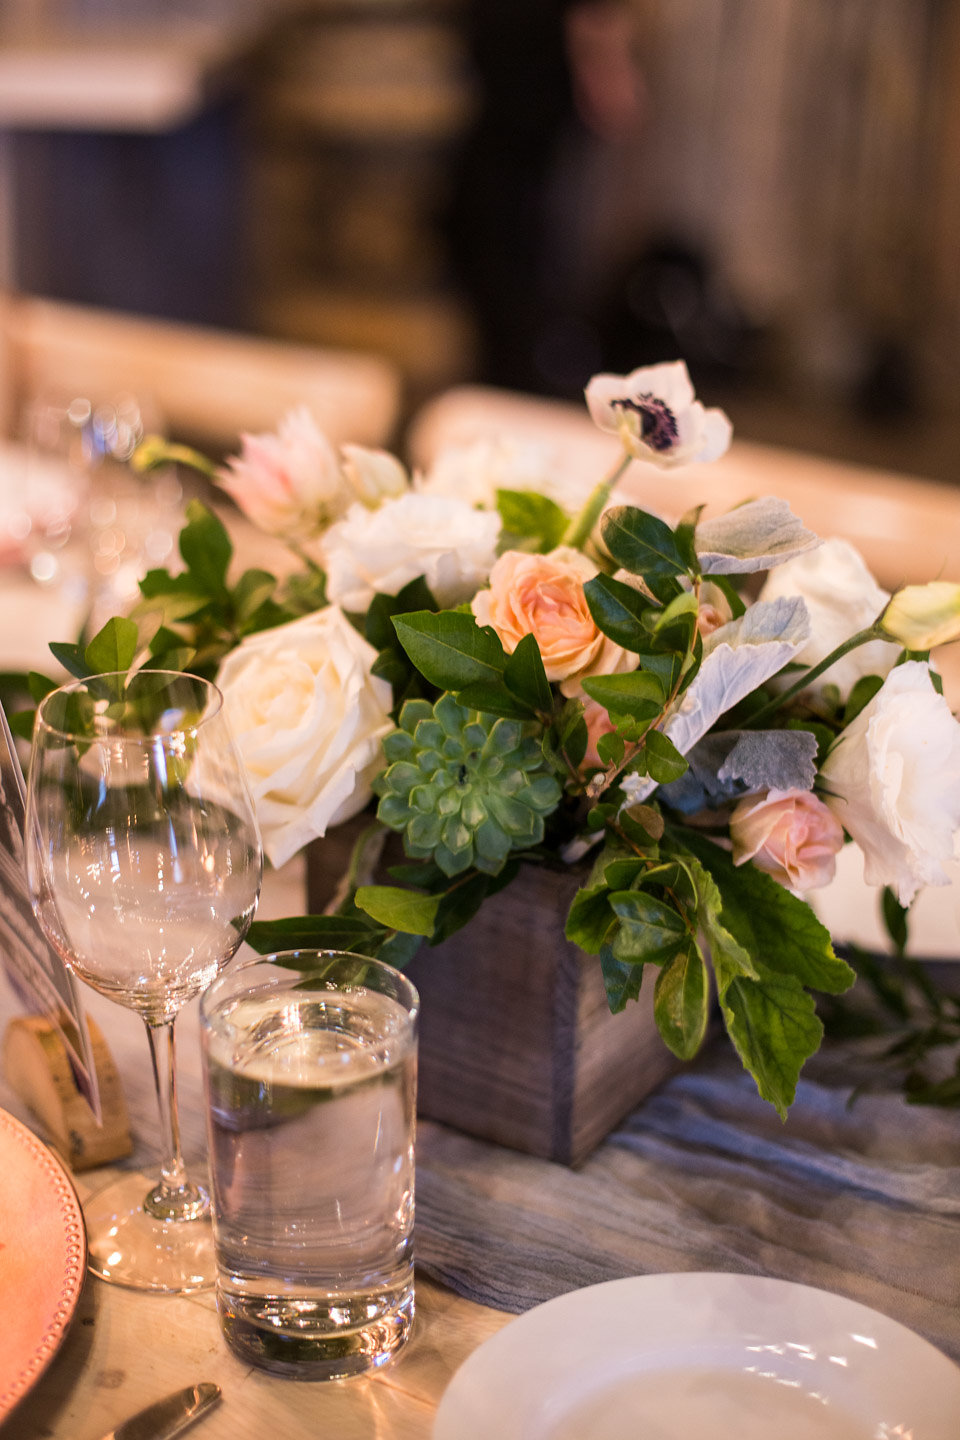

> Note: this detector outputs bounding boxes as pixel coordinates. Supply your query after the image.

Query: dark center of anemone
[612,393,679,451]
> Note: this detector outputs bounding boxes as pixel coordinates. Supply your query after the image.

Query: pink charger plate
[0,1107,87,1420]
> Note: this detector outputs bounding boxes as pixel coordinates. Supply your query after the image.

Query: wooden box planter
[306,824,684,1167]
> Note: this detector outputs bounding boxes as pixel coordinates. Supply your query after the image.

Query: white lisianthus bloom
[217,607,394,868]
[758,537,899,698]
[585,360,732,468]
[216,406,352,540]
[820,661,960,905]
[321,492,501,610]
[417,437,590,513]
[341,443,409,507]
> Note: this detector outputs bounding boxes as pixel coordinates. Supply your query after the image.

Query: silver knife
[99,1383,222,1440]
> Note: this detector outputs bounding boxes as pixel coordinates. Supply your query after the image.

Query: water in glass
[202,955,418,1380]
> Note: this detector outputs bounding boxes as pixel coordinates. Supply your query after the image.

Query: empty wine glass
[25,669,262,1293]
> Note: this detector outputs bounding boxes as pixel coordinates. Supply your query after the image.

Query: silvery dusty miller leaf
[696,496,820,575]
[717,728,819,794]
[664,597,811,758]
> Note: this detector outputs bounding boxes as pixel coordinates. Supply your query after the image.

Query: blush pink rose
[729,787,844,893]
[471,545,635,698]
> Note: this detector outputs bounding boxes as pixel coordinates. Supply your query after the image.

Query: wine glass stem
[142,1018,209,1224]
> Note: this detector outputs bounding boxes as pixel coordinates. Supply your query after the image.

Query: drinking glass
[25,670,262,1293]
[200,951,419,1379]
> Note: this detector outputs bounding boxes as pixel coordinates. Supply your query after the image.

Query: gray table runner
[2,968,958,1365]
[415,1038,960,1364]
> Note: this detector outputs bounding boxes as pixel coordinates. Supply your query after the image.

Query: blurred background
[0,0,958,477]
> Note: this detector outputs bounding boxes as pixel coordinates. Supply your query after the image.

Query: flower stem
[747,623,887,727]
[561,453,632,550]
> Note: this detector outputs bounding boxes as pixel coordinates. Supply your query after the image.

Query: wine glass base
[83,1171,215,1293]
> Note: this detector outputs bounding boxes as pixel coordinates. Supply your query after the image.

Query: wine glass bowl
[25,669,262,1292]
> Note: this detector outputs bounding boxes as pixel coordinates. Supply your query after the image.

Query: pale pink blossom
[471,545,635,698]
[730,787,844,893]
[216,407,351,539]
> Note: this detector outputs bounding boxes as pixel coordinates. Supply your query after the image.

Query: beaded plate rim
[0,1106,86,1421]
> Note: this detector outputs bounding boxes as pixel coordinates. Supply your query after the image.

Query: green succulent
[374,694,562,877]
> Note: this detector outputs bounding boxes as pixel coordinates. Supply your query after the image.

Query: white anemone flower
[585,360,732,468]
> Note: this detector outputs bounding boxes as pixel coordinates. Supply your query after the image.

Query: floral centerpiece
[21,362,960,1121]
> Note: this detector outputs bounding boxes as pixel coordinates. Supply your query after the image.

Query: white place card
[0,702,100,1120]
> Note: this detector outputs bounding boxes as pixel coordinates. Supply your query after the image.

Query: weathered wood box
[306,824,683,1167]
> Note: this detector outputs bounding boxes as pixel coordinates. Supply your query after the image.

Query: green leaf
[503,632,553,713]
[600,945,645,1012]
[552,699,588,769]
[456,680,535,720]
[232,568,277,623]
[83,616,139,675]
[179,501,232,597]
[371,645,413,693]
[602,856,646,890]
[138,568,210,603]
[496,489,569,550]
[653,943,709,1059]
[881,886,909,958]
[609,890,688,966]
[580,670,665,724]
[9,710,35,741]
[28,671,58,704]
[636,651,683,692]
[683,854,759,995]
[376,930,424,969]
[601,505,689,581]
[643,729,688,785]
[651,591,699,652]
[245,914,385,955]
[393,611,506,691]
[432,872,494,944]
[48,641,90,680]
[679,829,855,996]
[355,884,442,937]
[707,574,747,619]
[844,673,885,725]
[565,884,616,954]
[583,573,652,652]
[673,506,704,574]
[624,803,665,841]
[366,576,438,650]
[720,963,824,1119]
[596,731,625,768]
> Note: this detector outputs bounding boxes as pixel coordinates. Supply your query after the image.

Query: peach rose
[471,545,635,698]
[729,787,843,893]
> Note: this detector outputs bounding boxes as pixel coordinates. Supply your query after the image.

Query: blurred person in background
[444,0,644,398]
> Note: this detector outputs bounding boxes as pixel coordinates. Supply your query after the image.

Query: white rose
[217,607,394,868]
[320,492,501,610]
[416,437,590,513]
[820,661,960,905]
[758,537,898,697]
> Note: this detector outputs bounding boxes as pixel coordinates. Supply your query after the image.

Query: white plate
[433,1273,960,1440]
